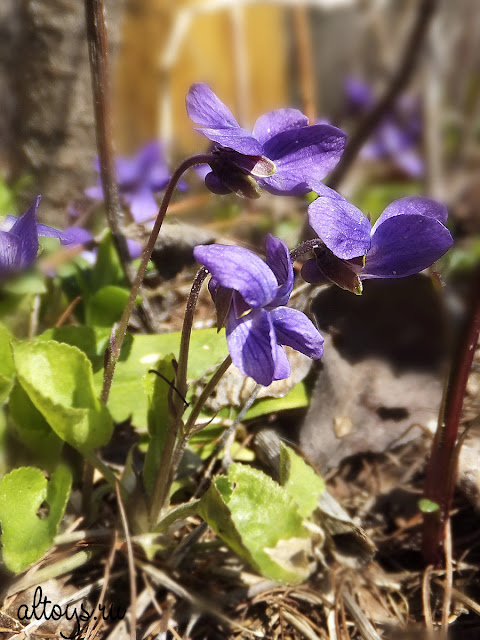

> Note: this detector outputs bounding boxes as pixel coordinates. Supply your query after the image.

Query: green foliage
[198,463,312,584]
[92,328,228,427]
[143,356,176,497]
[9,381,63,466]
[354,182,421,224]
[0,465,71,572]
[243,382,309,420]
[2,271,47,295]
[0,325,15,405]
[86,285,130,327]
[439,237,480,275]
[12,339,113,452]
[418,498,440,513]
[279,444,325,519]
[39,325,111,362]
[91,232,124,290]
[0,174,33,216]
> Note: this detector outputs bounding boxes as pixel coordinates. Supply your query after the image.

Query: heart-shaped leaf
[0,465,72,572]
[198,464,311,584]
[12,340,113,452]
[279,443,325,519]
[9,381,63,466]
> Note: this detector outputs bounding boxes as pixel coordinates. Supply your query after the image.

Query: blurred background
[0,0,478,234]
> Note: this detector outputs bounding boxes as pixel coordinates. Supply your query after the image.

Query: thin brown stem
[161,355,232,516]
[184,355,232,437]
[175,268,209,420]
[148,269,220,525]
[101,154,213,404]
[84,0,130,272]
[327,0,438,190]
[422,268,480,567]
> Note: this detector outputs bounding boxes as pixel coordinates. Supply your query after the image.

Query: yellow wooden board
[113,0,287,155]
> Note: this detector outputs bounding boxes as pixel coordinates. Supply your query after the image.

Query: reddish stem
[422,268,480,567]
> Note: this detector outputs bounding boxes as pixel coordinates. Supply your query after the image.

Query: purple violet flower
[186,83,347,198]
[303,193,453,285]
[0,196,91,279]
[194,234,324,386]
[86,140,183,223]
[344,77,424,178]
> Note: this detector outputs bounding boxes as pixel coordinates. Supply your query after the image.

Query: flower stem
[148,267,215,525]
[175,267,209,419]
[160,354,232,517]
[422,267,480,567]
[101,154,213,404]
[290,239,323,263]
[184,355,233,437]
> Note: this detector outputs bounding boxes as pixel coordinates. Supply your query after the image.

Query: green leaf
[244,382,309,420]
[0,325,15,405]
[0,176,18,216]
[86,285,130,327]
[279,444,325,519]
[418,498,440,513]
[9,381,63,465]
[198,464,311,584]
[39,325,109,362]
[354,182,421,224]
[2,271,47,295]
[12,340,113,452]
[91,232,124,291]
[0,465,72,572]
[93,329,228,427]
[142,356,176,497]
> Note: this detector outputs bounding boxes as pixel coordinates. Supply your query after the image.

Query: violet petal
[195,126,263,156]
[300,258,329,285]
[226,308,278,386]
[36,224,92,246]
[84,183,104,200]
[363,213,453,279]
[9,197,40,266]
[0,231,22,275]
[265,234,294,306]
[260,124,347,195]
[186,82,239,129]
[273,344,291,381]
[373,196,448,232]
[271,306,324,359]
[307,192,371,260]
[252,108,308,145]
[125,188,159,223]
[194,244,278,308]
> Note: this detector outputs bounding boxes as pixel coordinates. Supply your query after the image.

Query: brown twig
[84,529,118,640]
[327,0,438,190]
[55,296,82,328]
[84,0,130,272]
[422,565,434,637]
[115,481,137,640]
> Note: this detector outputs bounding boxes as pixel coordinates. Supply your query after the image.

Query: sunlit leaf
[198,463,311,584]
[279,443,325,519]
[143,356,176,497]
[9,381,63,466]
[0,465,71,572]
[12,340,113,452]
